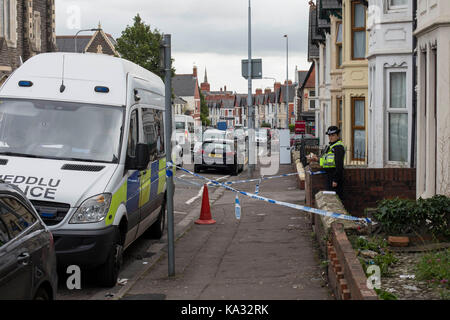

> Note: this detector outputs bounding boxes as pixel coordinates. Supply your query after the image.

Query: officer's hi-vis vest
[320,140,345,169]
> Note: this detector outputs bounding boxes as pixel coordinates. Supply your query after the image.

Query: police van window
[142,108,165,160]
[127,110,138,158]
[0,197,36,240]
[188,122,195,133]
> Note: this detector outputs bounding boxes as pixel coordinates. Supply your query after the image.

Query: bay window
[352,97,365,160]
[352,1,366,60]
[387,71,408,163]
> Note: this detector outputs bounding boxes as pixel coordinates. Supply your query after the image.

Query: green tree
[199,90,210,126]
[115,14,175,79]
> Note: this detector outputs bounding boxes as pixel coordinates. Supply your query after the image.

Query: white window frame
[1,0,17,48]
[385,68,409,166]
[387,0,408,11]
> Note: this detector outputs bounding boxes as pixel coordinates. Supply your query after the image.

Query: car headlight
[70,194,112,224]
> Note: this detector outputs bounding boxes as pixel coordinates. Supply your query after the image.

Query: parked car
[290,133,316,147]
[194,139,244,175]
[0,182,57,300]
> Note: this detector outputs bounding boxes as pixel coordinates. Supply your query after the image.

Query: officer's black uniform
[321,126,345,200]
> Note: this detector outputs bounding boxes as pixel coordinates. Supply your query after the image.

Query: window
[389,0,407,9]
[142,108,165,161]
[336,22,343,68]
[337,98,343,130]
[387,72,408,162]
[188,122,194,134]
[33,11,42,52]
[309,99,316,110]
[0,196,37,242]
[352,1,366,60]
[0,0,17,48]
[352,98,365,160]
[127,110,138,158]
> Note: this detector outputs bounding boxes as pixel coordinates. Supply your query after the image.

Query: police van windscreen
[175,122,185,131]
[0,99,123,163]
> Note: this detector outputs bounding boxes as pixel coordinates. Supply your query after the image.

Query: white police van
[0,53,168,287]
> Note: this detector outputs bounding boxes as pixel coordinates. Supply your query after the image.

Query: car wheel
[145,199,166,239]
[34,287,51,300]
[230,164,238,176]
[97,233,123,287]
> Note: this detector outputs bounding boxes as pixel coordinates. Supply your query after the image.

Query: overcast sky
[55,0,312,93]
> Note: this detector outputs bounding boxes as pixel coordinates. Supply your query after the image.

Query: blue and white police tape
[308,170,326,175]
[235,194,241,220]
[167,162,372,225]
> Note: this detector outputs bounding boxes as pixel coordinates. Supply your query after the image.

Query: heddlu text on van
[0,175,61,200]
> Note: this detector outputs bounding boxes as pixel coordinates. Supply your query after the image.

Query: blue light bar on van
[18,81,33,87]
[94,86,110,93]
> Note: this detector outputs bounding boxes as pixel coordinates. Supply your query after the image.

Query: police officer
[311,126,345,199]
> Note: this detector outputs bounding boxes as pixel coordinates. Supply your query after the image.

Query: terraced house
[309,0,369,164]
[0,0,56,83]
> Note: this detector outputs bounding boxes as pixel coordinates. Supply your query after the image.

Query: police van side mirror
[126,143,150,171]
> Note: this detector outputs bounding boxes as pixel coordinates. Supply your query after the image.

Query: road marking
[185,175,230,205]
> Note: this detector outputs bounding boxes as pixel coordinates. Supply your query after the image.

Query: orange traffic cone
[195,184,216,225]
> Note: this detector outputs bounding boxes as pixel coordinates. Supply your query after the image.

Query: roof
[279,85,296,103]
[174,96,187,104]
[298,71,309,88]
[56,33,118,54]
[0,52,164,107]
[303,63,316,89]
[308,5,320,61]
[172,74,198,97]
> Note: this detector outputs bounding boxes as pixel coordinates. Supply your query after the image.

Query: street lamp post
[284,35,289,129]
[74,28,101,53]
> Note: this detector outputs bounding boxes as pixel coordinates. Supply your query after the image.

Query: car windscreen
[0,98,124,163]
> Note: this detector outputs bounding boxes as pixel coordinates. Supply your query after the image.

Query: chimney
[193,66,197,78]
[265,88,271,94]
[284,80,293,85]
[255,88,263,95]
[220,87,223,92]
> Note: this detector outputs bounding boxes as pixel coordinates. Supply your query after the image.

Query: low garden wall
[305,167,417,217]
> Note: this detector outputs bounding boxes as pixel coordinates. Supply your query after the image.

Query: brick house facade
[0,0,56,82]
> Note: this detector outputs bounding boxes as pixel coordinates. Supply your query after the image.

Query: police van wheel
[98,235,123,287]
[146,200,166,239]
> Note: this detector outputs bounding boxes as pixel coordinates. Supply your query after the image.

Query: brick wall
[0,0,56,76]
[305,167,416,217]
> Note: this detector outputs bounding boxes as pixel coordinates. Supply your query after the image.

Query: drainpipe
[411,0,417,169]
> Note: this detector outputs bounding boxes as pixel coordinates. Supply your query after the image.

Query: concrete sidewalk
[121,165,332,300]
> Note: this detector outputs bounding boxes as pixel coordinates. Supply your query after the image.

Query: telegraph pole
[162,34,175,277]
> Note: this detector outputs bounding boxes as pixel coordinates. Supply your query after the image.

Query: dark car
[0,183,57,300]
[194,139,243,175]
